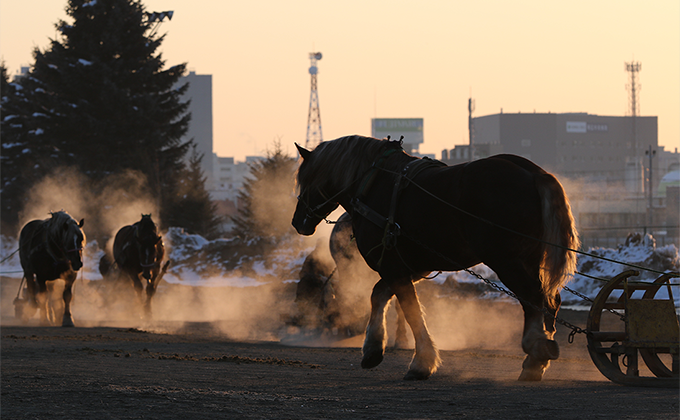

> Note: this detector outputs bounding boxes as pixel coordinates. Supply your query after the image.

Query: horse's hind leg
[492,261,559,381]
[393,279,440,380]
[393,299,410,349]
[362,278,395,369]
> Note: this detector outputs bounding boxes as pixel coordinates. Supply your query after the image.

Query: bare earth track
[2,281,679,419]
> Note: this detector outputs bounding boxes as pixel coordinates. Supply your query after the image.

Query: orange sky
[2,0,678,161]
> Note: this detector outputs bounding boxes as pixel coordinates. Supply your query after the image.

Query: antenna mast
[306,52,323,149]
[468,96,475,159]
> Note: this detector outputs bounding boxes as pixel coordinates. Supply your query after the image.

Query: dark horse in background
[329,212,408,346]
[19,211,86,327]
[293,135,579,381]
[101,214,169,319]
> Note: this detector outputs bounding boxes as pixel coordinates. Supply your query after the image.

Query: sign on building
[372,118,424,145]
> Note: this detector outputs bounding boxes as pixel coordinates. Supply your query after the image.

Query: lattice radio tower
[625,61,641,119]
[305,52,323,149]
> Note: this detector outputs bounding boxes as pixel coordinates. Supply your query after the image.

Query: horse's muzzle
[293,219,317,236]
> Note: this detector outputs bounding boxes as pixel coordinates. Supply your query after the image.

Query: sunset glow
[2,0,678,160]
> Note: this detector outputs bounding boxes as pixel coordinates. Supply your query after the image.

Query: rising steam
[7,165,529,355]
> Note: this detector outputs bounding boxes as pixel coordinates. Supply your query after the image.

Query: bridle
[295,144,405,225]
[296,186,339,224]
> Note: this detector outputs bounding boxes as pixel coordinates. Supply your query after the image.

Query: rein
[375,166,675,277]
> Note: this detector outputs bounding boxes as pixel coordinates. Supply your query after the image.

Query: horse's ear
[79,219,85,228]
[295,143,311,160]
[156,235,162,244]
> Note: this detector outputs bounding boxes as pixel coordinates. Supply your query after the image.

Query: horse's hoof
[403,370,430,381]
[361,351,384,369]
[519,355,548,381]
[518,368,543,381]
[62,316,75,327]
[545,339,560,360]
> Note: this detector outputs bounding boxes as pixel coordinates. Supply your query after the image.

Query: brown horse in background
[19,211,86,327]
[292,135,579,381]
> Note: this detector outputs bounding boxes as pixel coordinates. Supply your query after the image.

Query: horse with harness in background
[292,135,579,381]
[329,212,408,345]
[106,214,169,319]
[18,211,86,327]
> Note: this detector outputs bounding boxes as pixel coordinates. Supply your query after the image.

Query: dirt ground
[2,278,679,419]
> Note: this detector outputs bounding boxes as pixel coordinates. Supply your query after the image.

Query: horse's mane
[135,214,157,238]
[298,135,399,193]
[46,211,77,235]
[45,210,85,246]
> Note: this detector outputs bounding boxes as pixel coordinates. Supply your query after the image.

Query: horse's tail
[536,173,580,306]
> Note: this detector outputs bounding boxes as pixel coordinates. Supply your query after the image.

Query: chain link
[563,285,626,322]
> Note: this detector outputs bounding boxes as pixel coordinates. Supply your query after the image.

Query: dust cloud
[17,167,158,248]
[9,166,526,356]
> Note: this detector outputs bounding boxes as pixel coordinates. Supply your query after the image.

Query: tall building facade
[179,71,214,189]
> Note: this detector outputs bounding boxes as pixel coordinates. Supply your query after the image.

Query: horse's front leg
[128,272,145,318]
[143,277,157,319]
[392,279,440,380]
[61,272,77,327]
[361,278,395,369]
[35,279,50,326]
[21,272,40,321]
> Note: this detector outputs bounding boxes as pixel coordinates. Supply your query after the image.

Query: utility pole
[468,96,475,160]
[646,145,656,228]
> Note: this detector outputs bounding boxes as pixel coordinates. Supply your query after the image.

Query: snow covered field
[2,229,678,307]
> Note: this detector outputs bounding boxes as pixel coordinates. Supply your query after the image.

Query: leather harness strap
[352,156,447,261]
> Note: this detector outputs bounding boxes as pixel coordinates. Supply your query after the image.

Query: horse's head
[292,143,340,235]
[134,214,162,280]
[49,211,86,271]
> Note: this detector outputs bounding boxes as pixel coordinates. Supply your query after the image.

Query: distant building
[440,112,679,247]
[210,155,263,205]
[179,71,214,189]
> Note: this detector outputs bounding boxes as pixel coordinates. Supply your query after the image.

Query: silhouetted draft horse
[292,135,579,381]
[288,244,339,330]
[330,212,408,345]
[19,211,86,327]
[112,214,169,318]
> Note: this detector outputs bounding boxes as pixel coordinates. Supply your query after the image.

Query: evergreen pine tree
[166,145,223,238]
[0,63,54,233]
[231,141,297,242]
[0,0,221,235]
